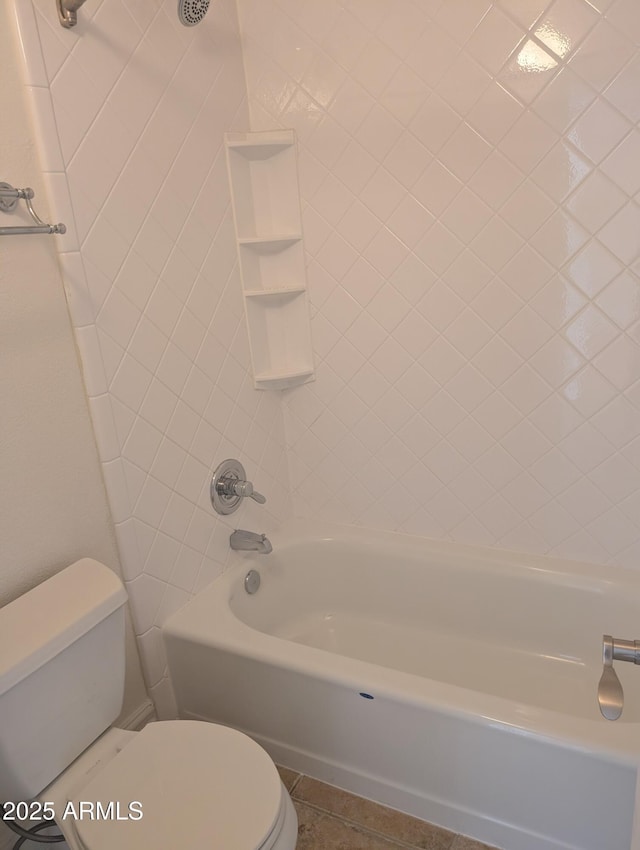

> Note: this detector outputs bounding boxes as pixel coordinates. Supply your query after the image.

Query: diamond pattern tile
[15,0,295,705]
[15,0,640,712]
[238,0,640,568]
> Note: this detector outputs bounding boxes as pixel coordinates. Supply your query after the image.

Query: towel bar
[0,182,66,236]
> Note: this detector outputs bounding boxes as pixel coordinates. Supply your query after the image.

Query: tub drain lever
[598,635,640,721]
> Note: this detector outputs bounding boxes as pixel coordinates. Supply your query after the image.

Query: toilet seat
[66,721,285,850]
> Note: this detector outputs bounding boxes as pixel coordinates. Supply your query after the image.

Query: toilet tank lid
[0,559,127,696]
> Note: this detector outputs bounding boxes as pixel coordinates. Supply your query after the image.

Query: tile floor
[277,767,497,850]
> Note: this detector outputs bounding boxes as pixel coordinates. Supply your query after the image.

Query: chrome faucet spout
[230,529,272,554]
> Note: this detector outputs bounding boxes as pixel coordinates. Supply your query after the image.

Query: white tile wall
[238,0,640,569]
[12,0,292,713]
[13,0,640,715]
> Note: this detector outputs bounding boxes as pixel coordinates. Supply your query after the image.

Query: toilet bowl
[44,721,297,850]
[0,560,297,850]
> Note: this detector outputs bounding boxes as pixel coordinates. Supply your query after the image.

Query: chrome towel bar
[0,182,66,236]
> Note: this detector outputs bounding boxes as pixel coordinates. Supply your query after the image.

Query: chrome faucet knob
[231,480,253,497]
[211,459,267,515]
[229,480,266,503]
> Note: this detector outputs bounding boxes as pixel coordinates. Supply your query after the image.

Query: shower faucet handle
[211,459,267,515]
[227,479,266,504]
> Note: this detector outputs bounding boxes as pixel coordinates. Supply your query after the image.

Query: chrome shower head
[56,0,89,28]
[178,0,210,26]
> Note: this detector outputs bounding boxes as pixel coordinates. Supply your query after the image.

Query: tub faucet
[230,529,272,554]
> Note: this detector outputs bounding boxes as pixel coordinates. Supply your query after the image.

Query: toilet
[0,559,298,850]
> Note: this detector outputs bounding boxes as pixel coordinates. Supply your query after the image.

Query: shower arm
[56,0,88,28]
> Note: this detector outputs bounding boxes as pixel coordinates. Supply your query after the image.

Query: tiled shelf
[244,286,307,298]
[254,367,315,390]
[225,130,314,390]
[226,131,294,157]
[237,235,302,246]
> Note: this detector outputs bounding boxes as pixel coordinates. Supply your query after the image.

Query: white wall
[11,0,292,716]
[238,0,640,569]
[0,7,148,845]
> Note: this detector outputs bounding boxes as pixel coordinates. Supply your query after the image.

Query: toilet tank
[0,559,128,802]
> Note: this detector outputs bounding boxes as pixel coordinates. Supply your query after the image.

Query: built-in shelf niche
[225,130,314,390]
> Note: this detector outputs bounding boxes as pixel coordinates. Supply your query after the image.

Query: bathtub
[163,520,640,850]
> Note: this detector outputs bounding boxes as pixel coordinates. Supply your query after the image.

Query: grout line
[289,772,304,794]
[290,774,457,850]
[292,797,450,850]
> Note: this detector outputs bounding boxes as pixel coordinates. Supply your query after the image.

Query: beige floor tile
[294,801,408,850]
[293,777,456,850]
[276,764,302,792]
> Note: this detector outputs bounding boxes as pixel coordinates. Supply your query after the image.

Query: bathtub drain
[244,569,261,594]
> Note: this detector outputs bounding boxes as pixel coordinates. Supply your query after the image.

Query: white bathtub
[163,521,640,850]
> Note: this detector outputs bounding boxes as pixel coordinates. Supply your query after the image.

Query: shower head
[56,0,89,28]
[178,0,210,26]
